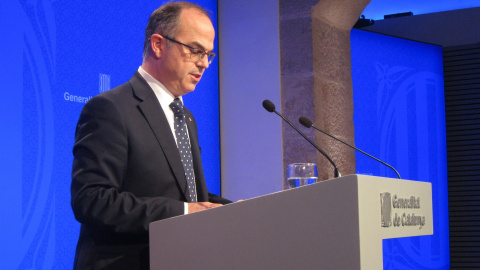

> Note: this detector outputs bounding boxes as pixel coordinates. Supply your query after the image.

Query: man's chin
[181,86,196,96]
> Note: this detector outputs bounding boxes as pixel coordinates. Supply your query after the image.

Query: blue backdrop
[2,1,451,269]
[1,0,219,268]
[351,29,449,269]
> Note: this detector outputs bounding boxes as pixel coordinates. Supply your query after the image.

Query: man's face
[160,8,215,97]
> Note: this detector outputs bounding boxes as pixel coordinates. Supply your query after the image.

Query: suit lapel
[129,72,189,200]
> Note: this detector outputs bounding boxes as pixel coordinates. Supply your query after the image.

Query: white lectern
[149,175,433,269]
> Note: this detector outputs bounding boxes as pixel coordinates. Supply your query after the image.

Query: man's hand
[188,202,222,214]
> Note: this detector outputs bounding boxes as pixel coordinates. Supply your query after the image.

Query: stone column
[280,0,371,186]
[311,0,371,180]
[280,0,319,189]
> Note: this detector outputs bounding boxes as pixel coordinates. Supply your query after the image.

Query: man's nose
[196,55,210,69]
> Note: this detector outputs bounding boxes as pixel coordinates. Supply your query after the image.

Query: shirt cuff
[184,202,189,215]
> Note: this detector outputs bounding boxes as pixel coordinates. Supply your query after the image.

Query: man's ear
[150,34,164,58]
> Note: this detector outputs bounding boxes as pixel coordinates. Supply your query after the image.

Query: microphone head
[262,100,276,112]
[299,116,313,128]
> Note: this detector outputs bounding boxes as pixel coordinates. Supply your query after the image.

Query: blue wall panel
[351,29,449,269]
[1,0,219,268]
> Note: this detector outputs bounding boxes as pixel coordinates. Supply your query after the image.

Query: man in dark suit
[71,2,231,269]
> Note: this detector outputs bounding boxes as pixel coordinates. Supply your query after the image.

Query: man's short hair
[143,1,211,60]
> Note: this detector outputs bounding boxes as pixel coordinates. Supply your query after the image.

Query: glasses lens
[207,53,215,64]
[189,50,215,64]
[191,51,204,62]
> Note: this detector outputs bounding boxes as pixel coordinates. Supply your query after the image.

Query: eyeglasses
[163,36,216,64]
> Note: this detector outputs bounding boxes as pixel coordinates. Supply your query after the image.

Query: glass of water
[287,163,318,189]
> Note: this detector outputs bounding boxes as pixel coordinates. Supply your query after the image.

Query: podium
[149,175,433,269]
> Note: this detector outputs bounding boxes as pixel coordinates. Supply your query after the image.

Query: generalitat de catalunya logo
[99,73,111,93]
[380,192,392,227]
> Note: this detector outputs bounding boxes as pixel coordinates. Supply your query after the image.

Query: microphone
[262,100,341,178]
[298,116,401,179]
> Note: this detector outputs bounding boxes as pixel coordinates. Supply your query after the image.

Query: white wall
[362,0,480,20]
[219,0,283,200]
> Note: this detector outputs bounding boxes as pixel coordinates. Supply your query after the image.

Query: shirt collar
[137,66,183,105]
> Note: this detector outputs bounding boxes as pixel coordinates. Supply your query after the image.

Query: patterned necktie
[169,98,197,202]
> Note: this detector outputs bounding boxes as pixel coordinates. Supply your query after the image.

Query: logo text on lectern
[380,193,426,229]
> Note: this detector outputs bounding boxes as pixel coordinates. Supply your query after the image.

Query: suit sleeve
[71,95,184,235]
[208,193,233,205]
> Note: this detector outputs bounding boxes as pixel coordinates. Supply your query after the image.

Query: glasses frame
[163,36,216,64]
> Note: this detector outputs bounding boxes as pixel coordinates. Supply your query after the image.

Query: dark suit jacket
[71,71,231,270]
